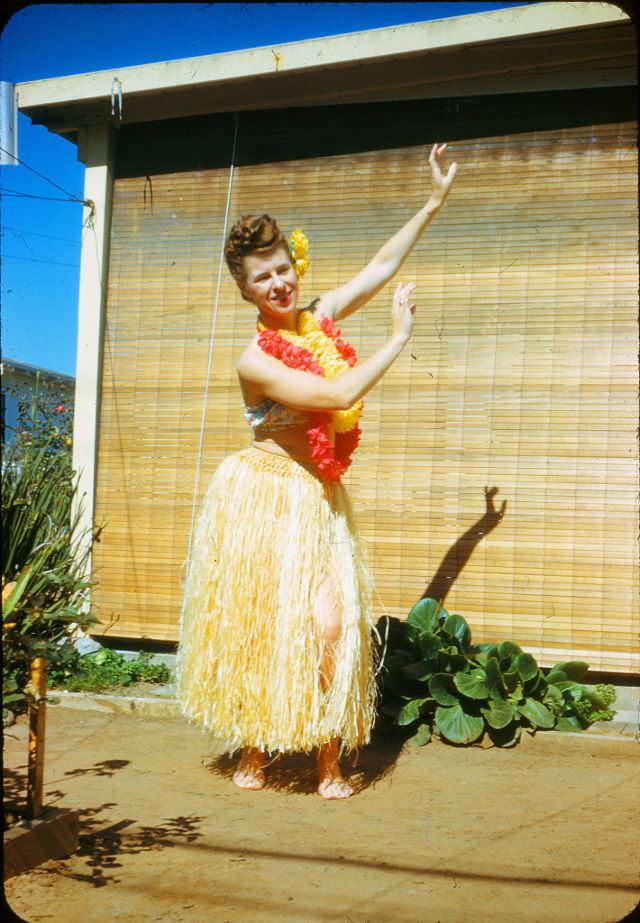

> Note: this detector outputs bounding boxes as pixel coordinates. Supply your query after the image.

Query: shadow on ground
[204,718,407,795]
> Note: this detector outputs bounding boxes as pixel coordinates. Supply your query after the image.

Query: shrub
[378,598,616,748]
[2,384,101,724]
[48,648,172,693]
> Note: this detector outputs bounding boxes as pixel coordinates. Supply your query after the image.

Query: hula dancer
[176,143,457,799]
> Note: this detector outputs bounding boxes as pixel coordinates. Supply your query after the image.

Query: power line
[1,225,81,245]
[0,187,87,204]
[0,144,84,202]
[3,254,79,269]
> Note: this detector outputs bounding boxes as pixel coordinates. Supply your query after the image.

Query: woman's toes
[317,777,353,799]
[232,767,266,790]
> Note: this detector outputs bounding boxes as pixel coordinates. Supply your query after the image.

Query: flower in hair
[289,228,310,278]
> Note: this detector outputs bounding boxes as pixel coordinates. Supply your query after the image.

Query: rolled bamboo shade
[93,102,638,673]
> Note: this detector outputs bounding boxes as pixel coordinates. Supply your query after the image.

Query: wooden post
[26,656,47,819]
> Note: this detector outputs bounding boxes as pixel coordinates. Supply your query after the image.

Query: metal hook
[111,77,123,121]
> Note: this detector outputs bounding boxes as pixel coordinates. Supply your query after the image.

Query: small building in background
[1,358,75,450]
[15,2,638,673]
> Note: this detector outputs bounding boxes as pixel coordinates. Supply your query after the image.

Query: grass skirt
[175,445,380,757]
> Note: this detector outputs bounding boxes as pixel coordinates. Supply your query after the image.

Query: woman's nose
[270,271,286,288]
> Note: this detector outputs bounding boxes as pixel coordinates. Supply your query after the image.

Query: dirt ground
[4,705,640,923]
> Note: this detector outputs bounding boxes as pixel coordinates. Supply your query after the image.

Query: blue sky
[1,2,526,376]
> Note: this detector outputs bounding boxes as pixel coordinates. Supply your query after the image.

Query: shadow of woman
[422,485,507,605]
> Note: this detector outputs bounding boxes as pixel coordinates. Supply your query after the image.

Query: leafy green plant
[378,598,616,748]
[48,648,172,694]
[2,386,101,724]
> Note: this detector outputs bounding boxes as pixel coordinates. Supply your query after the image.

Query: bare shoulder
[236,338,268,405]
[236,336,272,383]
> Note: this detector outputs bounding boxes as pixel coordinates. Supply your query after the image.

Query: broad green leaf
[397,697,431,726]
[400,660,434,681]
[385,650,414,670]
[560,683,585,702]
[407,723,432,747]
[484,656,500,689]
[545,669,568,684]
[517,698,556,729]
[435,704,484,744]
[438,651,470,673]
[524,672,542,693]
[454,669,489,700]
[442,614,471,649]
[542,685,564,711]
[406,598,447,633]
[416,630,443,658]
[481,698,515,729]
[429,673,459,706]
[554,715,583,732]
[475,643,498,659]
[488,721,522,748]
[502,670,522,697]
[514,653,539,682]
[498,640,522,658]
[550,661,590,682]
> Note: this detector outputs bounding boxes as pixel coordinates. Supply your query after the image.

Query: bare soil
[4,705,639,923]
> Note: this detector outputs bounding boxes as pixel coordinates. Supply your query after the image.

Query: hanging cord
[185,112,240,573]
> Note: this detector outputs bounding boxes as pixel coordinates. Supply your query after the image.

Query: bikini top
[244,397,308,434]
[244,299,321,435]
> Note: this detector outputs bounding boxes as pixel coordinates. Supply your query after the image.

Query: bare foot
[316,738,353,799]
[317,776,354,799]
[232,747,267,790]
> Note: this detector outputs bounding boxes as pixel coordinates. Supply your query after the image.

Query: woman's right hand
[391,281,416,342]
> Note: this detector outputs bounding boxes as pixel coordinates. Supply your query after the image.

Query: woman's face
[239,245,298,321]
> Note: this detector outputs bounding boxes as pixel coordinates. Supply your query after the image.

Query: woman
[176,143,457,799]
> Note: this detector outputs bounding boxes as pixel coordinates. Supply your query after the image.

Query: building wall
[91,88,638,672]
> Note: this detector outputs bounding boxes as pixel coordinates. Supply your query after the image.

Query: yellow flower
[290,228,308,256]
[289,228,310,278]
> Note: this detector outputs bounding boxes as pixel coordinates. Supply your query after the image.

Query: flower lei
[256,310,363,482]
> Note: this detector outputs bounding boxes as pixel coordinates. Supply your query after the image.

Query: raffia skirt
[175,445,380,758]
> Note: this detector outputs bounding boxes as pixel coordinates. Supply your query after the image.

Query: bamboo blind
[93,108,638,672]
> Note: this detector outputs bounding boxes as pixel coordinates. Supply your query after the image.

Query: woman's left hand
[428,143,457,208]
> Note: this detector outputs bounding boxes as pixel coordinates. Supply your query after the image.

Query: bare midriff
[251,421,335,473]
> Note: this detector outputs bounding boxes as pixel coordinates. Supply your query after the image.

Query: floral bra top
[244,397,308,435]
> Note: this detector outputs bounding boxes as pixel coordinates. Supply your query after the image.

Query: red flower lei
[256,313,362,482]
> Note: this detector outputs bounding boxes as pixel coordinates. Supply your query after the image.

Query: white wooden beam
[71,123,116,618]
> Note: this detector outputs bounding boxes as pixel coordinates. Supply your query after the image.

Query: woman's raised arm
[317,143,457,323]
[238,282,417,412]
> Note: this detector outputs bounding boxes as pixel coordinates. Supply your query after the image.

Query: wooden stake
[26,656,47,820]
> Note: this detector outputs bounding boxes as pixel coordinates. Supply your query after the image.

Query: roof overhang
[16,2,636,147]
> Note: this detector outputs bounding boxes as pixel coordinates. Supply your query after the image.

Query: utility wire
[0,144,84,203]
[0,187,86,204]
[2,225,81,245]
[3,254,78,268]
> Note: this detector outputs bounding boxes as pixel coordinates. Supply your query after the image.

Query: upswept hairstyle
[224,214,289,283]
